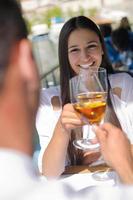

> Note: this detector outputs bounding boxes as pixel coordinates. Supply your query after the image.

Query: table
[61,165,117,191]
[63,164,112,174]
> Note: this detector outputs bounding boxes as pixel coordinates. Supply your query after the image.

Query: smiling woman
[68,28,103,74]
[36,16,133,178]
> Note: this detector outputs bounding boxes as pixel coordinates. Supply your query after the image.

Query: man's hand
[93,123,133,184]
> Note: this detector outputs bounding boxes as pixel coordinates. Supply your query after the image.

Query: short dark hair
[99,24,112,37]
[111,28,129,51]
[0,0,28,77]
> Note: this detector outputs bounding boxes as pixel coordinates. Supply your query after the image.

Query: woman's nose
[80,49,91,62]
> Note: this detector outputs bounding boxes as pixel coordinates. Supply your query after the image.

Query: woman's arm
[36,88,63,172]
[42,103,83,178]
[42,119,70,178]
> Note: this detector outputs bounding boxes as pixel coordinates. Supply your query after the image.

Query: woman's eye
[69,48,79,53]
[87,44,97,49]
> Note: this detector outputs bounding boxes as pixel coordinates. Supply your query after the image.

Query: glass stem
[86,125,95,141]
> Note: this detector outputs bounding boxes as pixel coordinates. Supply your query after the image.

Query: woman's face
[68,28,103,74]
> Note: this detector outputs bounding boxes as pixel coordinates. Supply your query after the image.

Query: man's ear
[17,39,40,91]
[18,39,38,85]
[17,39,40,117]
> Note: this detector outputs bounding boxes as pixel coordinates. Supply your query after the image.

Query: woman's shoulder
[109,72,133,82]
[109,72,133,93]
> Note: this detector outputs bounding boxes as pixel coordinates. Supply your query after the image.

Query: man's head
[0,0,40,155]
[0,0,27,78]
[0,0,40,113]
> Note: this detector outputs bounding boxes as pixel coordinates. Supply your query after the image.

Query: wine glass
[69,67,107,150]
[70,67,112,181]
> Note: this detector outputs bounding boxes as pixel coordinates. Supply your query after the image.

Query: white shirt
[1,148,133,200]
[0,149,77,200]
[36,73,133,172]
[0,149,39,200]
[109,73,133,143]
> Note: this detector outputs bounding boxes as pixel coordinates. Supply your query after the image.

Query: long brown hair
[58,16,120,165]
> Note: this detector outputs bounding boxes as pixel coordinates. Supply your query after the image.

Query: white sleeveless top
[36,72,133,172]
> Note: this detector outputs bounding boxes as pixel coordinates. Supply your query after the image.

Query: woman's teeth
[80,62,94,68]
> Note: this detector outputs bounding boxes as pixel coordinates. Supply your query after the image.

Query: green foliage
[66,8,75,18]
[65,6,85,18]
[24,5,63,30]
[42,6,63,27]
[78,6,85,16]
[87,8,98,17]
[25,14,43,34]
[24,5,99,32]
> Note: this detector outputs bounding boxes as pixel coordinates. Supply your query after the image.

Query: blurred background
[19,0,133,88]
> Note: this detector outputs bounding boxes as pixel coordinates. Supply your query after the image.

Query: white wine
[73,92,106,124]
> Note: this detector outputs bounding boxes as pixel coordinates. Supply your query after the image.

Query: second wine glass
[69,67,108,151]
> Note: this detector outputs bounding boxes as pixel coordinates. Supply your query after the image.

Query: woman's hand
[60,103,84,132]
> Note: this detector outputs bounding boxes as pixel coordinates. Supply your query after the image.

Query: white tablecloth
[60,171,119,191]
